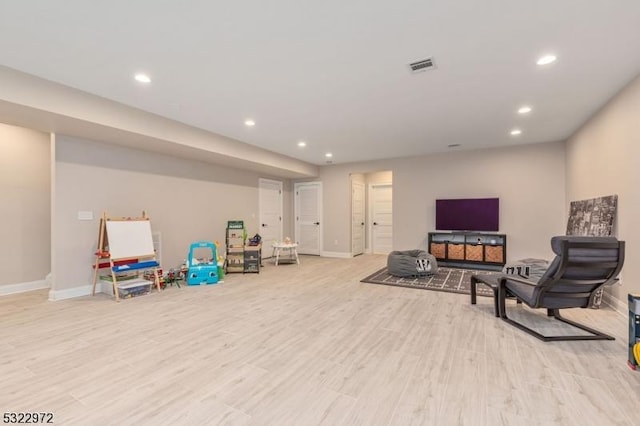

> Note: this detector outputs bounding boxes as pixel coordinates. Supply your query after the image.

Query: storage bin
[117,280,152,299]
[447,243,465,260]
[465,244,483,261]
[244,260,259,273]
[485,245,505,263]
[430,243,446,259]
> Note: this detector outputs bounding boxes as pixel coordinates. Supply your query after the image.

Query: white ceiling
[1,1,640,165]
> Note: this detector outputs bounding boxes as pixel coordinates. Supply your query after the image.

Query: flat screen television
[435,198,499,232]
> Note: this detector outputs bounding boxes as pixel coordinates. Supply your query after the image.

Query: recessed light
[518,106,532,114]
[297,141,307,147]
[536,55,557,66]
[134,73,151,83]
[244,119,255,127]
[510,129,522,136]
[325,152,333,158]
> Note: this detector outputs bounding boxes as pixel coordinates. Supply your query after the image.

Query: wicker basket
[447,243,465,260]
[465,244,483,261]
[485,245,504,263]
[430,243,446,259]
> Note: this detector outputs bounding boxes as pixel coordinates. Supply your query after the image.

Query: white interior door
[295,182,322,255]
[370,183,393,254]
[351,180,365,256]
[259,178,283,257]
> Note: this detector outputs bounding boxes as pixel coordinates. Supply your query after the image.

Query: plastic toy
[248,233,262,246]
[164,268,183,288]
[186,241,219,285]
[215,241,226,283]
[144,268,166,289]
[628,293,640,370]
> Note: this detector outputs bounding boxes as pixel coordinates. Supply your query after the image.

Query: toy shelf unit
[186,241,218,285]
[226,221,245,274]
[92,212,161,301]
[244,244,261,273]
[428,232,507,271]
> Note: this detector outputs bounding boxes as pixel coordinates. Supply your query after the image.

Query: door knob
[314,222,320,225]
[373,222,378,225]
[261,224,267,227]
[361,222,365,226]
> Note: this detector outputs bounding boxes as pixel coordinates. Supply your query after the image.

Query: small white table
[271,242,300,265]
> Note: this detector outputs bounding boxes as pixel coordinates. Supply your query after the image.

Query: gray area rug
[361,267,499,297]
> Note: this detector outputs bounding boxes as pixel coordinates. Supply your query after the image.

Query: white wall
[0,123,50,289]
[52,135,291,297]
[312,141,567,263]
[566,74,640,301]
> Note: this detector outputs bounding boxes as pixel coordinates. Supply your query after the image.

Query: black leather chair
[495,236,624,341]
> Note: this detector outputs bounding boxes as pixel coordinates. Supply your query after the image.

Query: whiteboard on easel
[105,220,155,259]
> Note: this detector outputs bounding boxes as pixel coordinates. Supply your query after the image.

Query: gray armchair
[496,236,624,341]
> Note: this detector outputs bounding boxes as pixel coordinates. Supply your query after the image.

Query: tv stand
[428,232,506,270]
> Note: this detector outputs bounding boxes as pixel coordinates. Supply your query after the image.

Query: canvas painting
[566,194,618,308]
[566,194,617,237]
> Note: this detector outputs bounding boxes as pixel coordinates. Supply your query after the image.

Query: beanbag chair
[387,250,438,277]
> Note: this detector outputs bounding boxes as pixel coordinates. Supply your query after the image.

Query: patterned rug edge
[361,266,496,298]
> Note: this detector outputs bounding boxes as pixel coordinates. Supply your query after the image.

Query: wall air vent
[409,57,436,73]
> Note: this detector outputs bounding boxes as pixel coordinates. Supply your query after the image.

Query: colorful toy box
[186,241,219,285]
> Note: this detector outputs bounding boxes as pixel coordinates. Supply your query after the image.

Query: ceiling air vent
[409,57,436,73]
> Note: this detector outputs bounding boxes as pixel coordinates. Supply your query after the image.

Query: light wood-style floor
[1,254,638,426]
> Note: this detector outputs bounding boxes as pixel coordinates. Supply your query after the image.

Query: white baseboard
[602,291,627,316]
[0,279,49,296]
[48,285,93,301]
[320,251,352,259]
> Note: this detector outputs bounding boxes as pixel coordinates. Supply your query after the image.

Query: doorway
[259,178,283,257]
[351,180,365,256]
[370,183,393,254]
[294,181,322,255]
